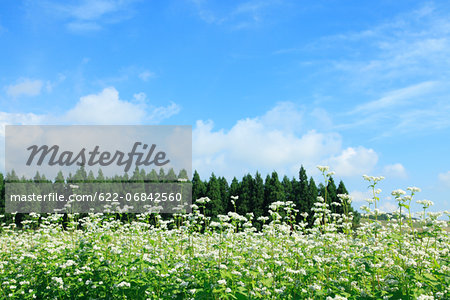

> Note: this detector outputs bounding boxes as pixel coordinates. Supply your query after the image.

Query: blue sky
[1,0,449,213]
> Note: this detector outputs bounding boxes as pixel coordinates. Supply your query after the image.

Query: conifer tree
[253,172,265,219]
[206,173,223,218]
[192,170,206,201]
[228,177,240,212]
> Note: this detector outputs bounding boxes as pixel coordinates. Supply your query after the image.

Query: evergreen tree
[96,169,105,182]
[206,173,223,218]
[218,177,229,213]
[140,168,146,180]
[146,169,159,182]
[327,177,338,214]
[238,174,253,216]
[166,168,177,181]
[253,172,265,219]
[264,171,285,214]
[73,165,87,182]
[87,170,96,182]
[177,169,189,180]
[263,174,272,215]
[227,177,240,212]
[296,166,310,222]
[308,177,318,225]
[158,169,166,181]
[192,170,206,201]
[282,175,293,203]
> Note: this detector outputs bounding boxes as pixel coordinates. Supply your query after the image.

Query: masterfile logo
[26,142,171,173]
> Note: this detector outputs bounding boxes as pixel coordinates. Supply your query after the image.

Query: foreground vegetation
[0,167,449,299]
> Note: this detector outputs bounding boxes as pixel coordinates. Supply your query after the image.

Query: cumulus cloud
[0,112,47,172]
[64,87,147,124]
[383,163,407,179]
[328,146,378,177]
[438,171,450,187]
[5,78,43,98]
[0,112,46,137]
[193,102,378,179]
[64,87,180,124]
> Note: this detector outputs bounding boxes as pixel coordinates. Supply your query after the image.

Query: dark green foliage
[0,164,359,229]
[205,173,223,218]
[192,170,206,201]
[227,177,239,212]
[253,172,265,219]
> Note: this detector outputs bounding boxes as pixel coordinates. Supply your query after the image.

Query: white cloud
[64,87,179,124]
[37,0,138,32]
[379,201,397,213]
[0,112,46,137]
[193,102,378,180]
[383,163,407,179]
[1,87,178,127]
[310,4,450,136]
[139,71,155,81]
[5,78,43,98]
[189,0,286,29]
[0,112,46,172]
[349,190,371,203]
[438,171,450,188]
[328,146,378,177]
[350,81,437,115]
[147,102,181,123]
[65,87,146,124]
[67,21,102,32]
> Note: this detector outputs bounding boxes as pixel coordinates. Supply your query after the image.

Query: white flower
[417,295,434,300]
[407,186,421,193]
[217,279,226,285]
[317,165,329,172]
[391,189,406,197]
[117,281,131,288]
[416,199,434,208]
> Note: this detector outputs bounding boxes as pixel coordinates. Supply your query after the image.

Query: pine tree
[308,177,318,225]
[146,170,159,182]
[96,169,105,182]
[264,171,285,214]
[238,174,253,216]
[192,170,206,201]
[228,177,239,212]
[327,177,338,214]
[177,169,189,180]
[158,169,166,182]
[218,177,229,213]
[296,166,309,222]
[206,173,223,218]
[253,172,265,219]
[166,168,177,181]
[282,175,293,202]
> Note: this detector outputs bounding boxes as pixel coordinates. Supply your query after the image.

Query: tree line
[0,166,360,227]
[192,166,360,227]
